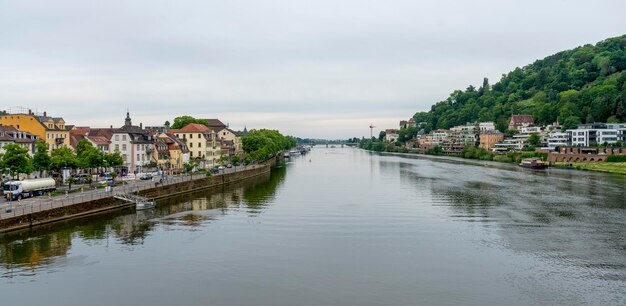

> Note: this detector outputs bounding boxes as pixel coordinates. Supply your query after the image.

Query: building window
[198,133,201,138]
[137,154,140,161]
[189,142,193,148]
[122,135,127,141]
[122,144,127,151]
[190,151,193,157]
[115,135,119,141]
[190,134,193,139]
[115,144,119,151]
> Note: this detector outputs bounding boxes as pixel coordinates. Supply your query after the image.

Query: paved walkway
[0,165,255,221]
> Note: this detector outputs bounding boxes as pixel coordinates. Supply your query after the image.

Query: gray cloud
[1,0,625,138]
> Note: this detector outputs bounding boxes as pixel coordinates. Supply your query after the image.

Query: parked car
[139,173,153,180]
[210,166,220,174]
[71,174,91,184]
[98,178,114,187]
[218,166,225,171]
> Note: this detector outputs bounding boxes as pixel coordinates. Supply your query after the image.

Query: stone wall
[0,165,271,233]
[548,153,607,163]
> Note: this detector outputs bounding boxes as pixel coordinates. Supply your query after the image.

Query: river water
[1,148,625,306]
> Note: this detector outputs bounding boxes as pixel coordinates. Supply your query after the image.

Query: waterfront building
[0,125,39,155]
[567,123,626,146]
[201,118,228,131]
[385,129,399,142]
[418,134,434,149]
[69,127,111,153]
[156,133,189,171]
[432,129,449,146]
[479,131,504,150]
[508,115,534,131]
[111,112,155,174]
[408,118,418,128]
[169,123,221,169]
[547,132,569,149]
[0,109,70,153]
[145,121,171,134]
[445,122,495,151]
[216,127,243,157]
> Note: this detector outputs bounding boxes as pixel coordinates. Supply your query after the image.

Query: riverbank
[0,163,273,233]
[363,148,626,175]
[552,161,626,175]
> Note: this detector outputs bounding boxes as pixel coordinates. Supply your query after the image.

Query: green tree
[104,151,124,167]
[1,144,32,178]
[170,116,209,129]
[76,139,106,170]
[561,116,581,130]
[51,147,79,171]
[65,176,75,191]
[528,133,541,147]
[403,35,626,131]
[242,129,291,161]
[32,141,51,177]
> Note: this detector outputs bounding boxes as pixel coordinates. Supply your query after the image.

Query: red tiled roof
[170,123,212,133]
[510,115,534,124]
[89,128,114,140]
[200,119,227,129]
[70,128,90,136]
[87,136,111,145]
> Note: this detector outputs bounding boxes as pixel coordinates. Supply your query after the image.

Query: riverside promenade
[0,163,271,232]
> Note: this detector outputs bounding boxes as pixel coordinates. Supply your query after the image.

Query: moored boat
[519,158,548,169]
[136,200,156,210]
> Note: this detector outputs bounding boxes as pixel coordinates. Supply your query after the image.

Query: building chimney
[140,123,143,129]
[43,111,47,117]
[28,109,32,115]
[110,125,113,129]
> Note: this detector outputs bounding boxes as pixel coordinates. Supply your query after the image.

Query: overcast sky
[1,0,625,139]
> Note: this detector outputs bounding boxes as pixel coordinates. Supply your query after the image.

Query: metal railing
[0,164,262,221]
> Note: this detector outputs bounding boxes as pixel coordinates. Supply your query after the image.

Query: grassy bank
[553,162,626,175]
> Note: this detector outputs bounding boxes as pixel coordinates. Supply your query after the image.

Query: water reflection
[392,156,626,284]
[0,167,285,278]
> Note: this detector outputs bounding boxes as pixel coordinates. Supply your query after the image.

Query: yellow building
[156,133,189,172]
[216,128,243,157]
[0,110,70,153]
[169,123,221,169]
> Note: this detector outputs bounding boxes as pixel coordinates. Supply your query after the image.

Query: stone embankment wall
[547,147,626,163]
[0,165,270,233]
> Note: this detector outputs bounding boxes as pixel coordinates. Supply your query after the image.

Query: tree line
[241,129,297,162]
[0,139,123,179]
[412,35,626,133]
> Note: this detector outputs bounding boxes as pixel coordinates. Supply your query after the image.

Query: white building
[547,132,569,149]
[432,129,449,145]
[111,112,155,174]
[385,129,399,142]
[567,123,626,146]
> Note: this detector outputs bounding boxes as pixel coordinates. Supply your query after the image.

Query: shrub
[606,155,626,162]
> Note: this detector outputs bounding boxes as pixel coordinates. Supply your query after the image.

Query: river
[1,147,625,306]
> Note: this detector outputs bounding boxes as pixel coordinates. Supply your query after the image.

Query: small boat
[519,158,548,169]
[136,200,156,210]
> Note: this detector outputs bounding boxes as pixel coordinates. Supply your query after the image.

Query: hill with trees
[413,35,626,133]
